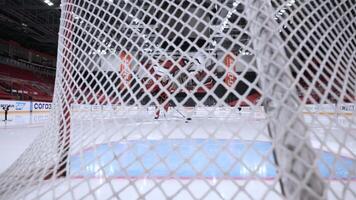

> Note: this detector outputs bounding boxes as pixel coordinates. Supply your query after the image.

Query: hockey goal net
[1,0,356,199]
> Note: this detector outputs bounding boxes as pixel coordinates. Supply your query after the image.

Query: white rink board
[0,100,52,112]
[71,103,356,116]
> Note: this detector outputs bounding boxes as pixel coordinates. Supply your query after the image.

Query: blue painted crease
[70,140,356,179]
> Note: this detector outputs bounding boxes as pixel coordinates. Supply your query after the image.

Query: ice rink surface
[0,109,355,199]
[0,112,47,174]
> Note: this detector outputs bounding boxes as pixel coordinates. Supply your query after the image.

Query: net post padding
[245,0,325,199]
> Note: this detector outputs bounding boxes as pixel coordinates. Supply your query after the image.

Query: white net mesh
[1,0,356,199]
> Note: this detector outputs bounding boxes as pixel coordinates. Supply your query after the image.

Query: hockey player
[153,61,176,119]
[183,52,207,122]
[2,105,10,121]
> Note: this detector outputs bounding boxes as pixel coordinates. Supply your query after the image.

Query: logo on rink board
[0,104,14,108]
[33,103,52,110]
[15,102,26,111]
[340,104,356,112]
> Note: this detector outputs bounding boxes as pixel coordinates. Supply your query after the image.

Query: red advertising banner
[118,50,133,89]
[224,53,237,87]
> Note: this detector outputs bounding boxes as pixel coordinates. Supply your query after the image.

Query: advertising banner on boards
[0,100,31,112]
[31,101,52,111]
[0,100,52,112]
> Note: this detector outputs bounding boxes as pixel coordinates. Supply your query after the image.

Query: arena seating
[0,64,54,101]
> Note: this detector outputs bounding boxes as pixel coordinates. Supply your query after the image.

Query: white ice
[0,109,355,200]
